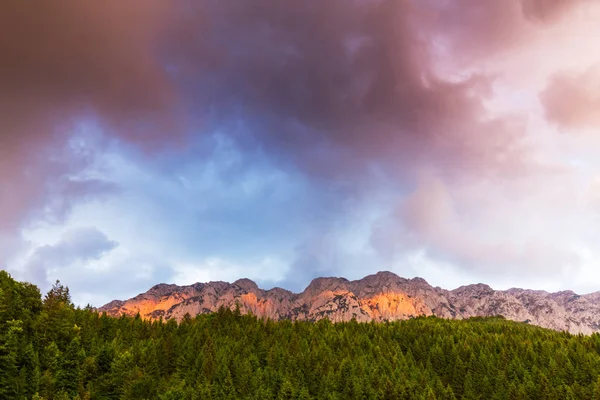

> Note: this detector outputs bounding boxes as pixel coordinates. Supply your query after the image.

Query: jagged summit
[233,278,259,292]
[99,271,600,334]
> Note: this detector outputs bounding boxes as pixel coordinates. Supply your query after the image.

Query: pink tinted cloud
[2,0,583,190]
[0,1,181,235]
[166,0,542,183]
[521,0,591,23]
[437,0,587,49]
[1,0,596,287]
[371,175,581,277]
[541,66,600,130]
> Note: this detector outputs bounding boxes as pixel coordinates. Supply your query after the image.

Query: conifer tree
[22,342,40,398]
[56,336,84,397]
[0,320,21,399]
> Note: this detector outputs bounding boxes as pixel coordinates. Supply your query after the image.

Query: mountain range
[99,271,600,334]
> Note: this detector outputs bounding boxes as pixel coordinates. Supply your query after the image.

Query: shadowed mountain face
[99,272,600,334]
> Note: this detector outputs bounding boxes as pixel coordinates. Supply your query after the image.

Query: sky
[2,0,600,306]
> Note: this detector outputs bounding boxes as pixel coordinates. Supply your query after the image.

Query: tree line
[3,270,600,399]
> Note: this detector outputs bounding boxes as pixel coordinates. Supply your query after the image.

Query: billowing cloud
[370,175,582,279]
[170,0,533,182]
[0,1,180,236]
[2,0,600,303]
[541,66,600,130]
[0,0,587,229]
[0,0,176,133]
[521,0,581,22]
[21,227,118,288]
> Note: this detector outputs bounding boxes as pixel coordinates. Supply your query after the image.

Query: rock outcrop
[98,271,600,334]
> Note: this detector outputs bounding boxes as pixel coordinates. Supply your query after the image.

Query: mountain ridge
[99,271,600,334]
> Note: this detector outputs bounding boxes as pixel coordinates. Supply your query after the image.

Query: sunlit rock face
[98,271,600,334]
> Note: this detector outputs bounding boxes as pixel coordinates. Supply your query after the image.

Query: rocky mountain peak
[148,283,179,295]
[354,271,403,288]
[233,278,259,292]
[98,272,600,334]
[452,283,494,297]
[410,277,429,285]
[372,271,402,281]
[266,287,294,299]
[303,276,350,297]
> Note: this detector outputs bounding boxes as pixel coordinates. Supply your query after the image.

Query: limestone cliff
[98,271,600,334]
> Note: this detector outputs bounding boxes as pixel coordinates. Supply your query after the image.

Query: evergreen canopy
[2,271,600,399]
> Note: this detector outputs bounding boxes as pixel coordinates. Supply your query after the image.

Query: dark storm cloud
[0,0,179,233]
[1,0,583,230]
[165,0,588,184]
[170,0,531,181]
[1,0,591,291]
[0,0,177,142]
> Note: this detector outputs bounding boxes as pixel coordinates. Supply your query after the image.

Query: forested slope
[3,271,600,399]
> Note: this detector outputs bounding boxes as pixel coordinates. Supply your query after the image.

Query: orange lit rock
[98,271,600,334]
